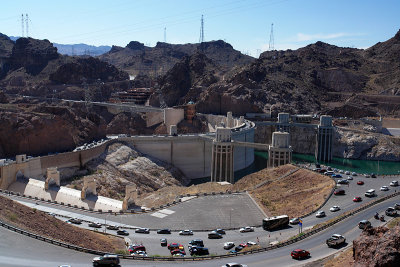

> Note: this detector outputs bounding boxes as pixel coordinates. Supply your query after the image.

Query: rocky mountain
[99,40,254,77]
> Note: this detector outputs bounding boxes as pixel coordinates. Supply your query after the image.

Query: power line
[268,23,274,51]
[199,14,204,43]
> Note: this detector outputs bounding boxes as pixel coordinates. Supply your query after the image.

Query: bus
[262,215,289,231]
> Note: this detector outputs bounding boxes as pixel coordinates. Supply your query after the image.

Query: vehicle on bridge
[262,215,289,231]
[326,234,346,247]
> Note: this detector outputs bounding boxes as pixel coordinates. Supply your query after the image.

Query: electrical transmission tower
[199,15,204,43]
[268,23,274,51]
[164,27,166,43]
[25,14,29,37]
[21,14,24,37]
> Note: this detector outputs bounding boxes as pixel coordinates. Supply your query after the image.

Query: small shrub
[114,249,129,255]
[8,212,18,222]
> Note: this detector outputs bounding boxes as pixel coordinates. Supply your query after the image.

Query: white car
[246,241,257,246]
[330,206,341,212]
[239,226,254,233]
[339,170,344,174]
[347,176,353,180]
[179,229,193,235]
[380,186,389,191]
[390,181,399,187]
[221,263,248,267]
[223,242,235,250]
[345,171,351,175]
[316,211,326,218]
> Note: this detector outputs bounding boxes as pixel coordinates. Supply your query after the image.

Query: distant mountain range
[8,36,111,56]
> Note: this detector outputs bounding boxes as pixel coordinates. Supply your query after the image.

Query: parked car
[170,249,186,256]
[338,179,349,184]
[239,226,254,233]
[160,238,167,247]
[189,246,209,256]
[345,171,351,175]
[380,186,389,191]
[385,207,397,216]
[339,170,345,174]
[364,174,371,178]
[289,217,300,225]
[157,228,171,234]
[135,228,150,234]
[332,174,343,178]
[371,173,377,178]
[224,242,235,250]
[168,243,184,251]
[92,254,119,266]
[188,239,204,247]
[179,229,193,235]
[106,225,119,230]
[394,203,400,210]
[353,196,362,202]
[316,211,326,218]
[221,263,248,267]
[357,181,364,185]
[208,231,223,239]
[334,189,345,195]
[326,234,346,247]
[358,220,371,229]
[128,245,146,255]
[246,241,257,246]
[116,229,129,236]
[390,181,399,187]
[134,250,148,257]
[330,206,341,212]
[351,172,358,176]
[214,229,226,235]
[88,222,102,228]
[291,249,310,259]
[68,218,82,224]
[347,176,353,180]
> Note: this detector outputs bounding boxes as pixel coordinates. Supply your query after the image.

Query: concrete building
[316,115,333,162]
[211,127,234,184]
[277,113,290,132]
[268,131,292,168]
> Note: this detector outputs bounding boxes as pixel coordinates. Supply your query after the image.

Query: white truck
[326,234,346,247]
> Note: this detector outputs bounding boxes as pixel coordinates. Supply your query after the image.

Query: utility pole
[25,14,29,37]
[21,14,24,37]
[269,23,274,51]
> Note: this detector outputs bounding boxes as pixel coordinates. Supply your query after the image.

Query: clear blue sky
[1,0,399,57]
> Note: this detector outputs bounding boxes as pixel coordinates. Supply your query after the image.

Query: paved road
[1,194,398,267]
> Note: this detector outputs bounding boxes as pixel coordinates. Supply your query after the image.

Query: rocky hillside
[66,143,189,200]
[353,224,400,266]
[99,40,254,77]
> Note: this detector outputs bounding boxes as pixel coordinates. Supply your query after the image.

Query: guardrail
[1,190,399,261]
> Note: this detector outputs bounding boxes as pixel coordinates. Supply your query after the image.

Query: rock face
[67,143,189,200]
[49,57,129,84]
[353,225,400,267]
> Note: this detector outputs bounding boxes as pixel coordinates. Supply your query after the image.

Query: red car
[167,243,184,251]
[334,189,345,195]
[357,181,364,185]
[291,249,310,259]
[353,196,362,202]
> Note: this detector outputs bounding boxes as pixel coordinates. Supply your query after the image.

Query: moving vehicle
[92,254,119,266]
[365,189,376,197]
[160,238,167,247]
[347,176,353,180]
[316,211,326,218]
[208,231,223,239]
[68,218,82,224]
[214,229,226,235]
[289,217,300,225]
[291,249,310,259]
[239,226,255,233]
[380,186,389,191]
[262,215,289,230]
[358,220,371,229]
[324,171,335,176]
[334,189,345,195]
[394,203,400,210]
[357,181,364,185]
[221,263,248,267]
[157,228,171,234]
[337,179,349,184]
[88,222,102,228]
[390,181,399,187]
[326,234,346,247]
[106,225,119,230]
[330,206,340,212]
[385,207,397,216]
[179,229,193,235]
[353,196,362,202]
[189,246,209,256]
[224,242,235,250]
[332,174,343,178]
[116,229,129,236]
[135,228,150,234]
[188,239,204,247]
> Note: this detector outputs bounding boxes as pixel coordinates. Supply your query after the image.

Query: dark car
[189,246,209,256]
[157,228,171,234]
[291,249,310,259]
[68,218,82,224]
[160,238,167,247]
[92,254,119,266]
[117,229,129,236]
[168,243,184,251]
[189,239,204,247]
[88,222,102,228]
[386,207,397,217]
[208,231,223,239]
[371,173,377,178]
[214,229,226,235]
[334,189,345,195]
[135,228,150,234]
